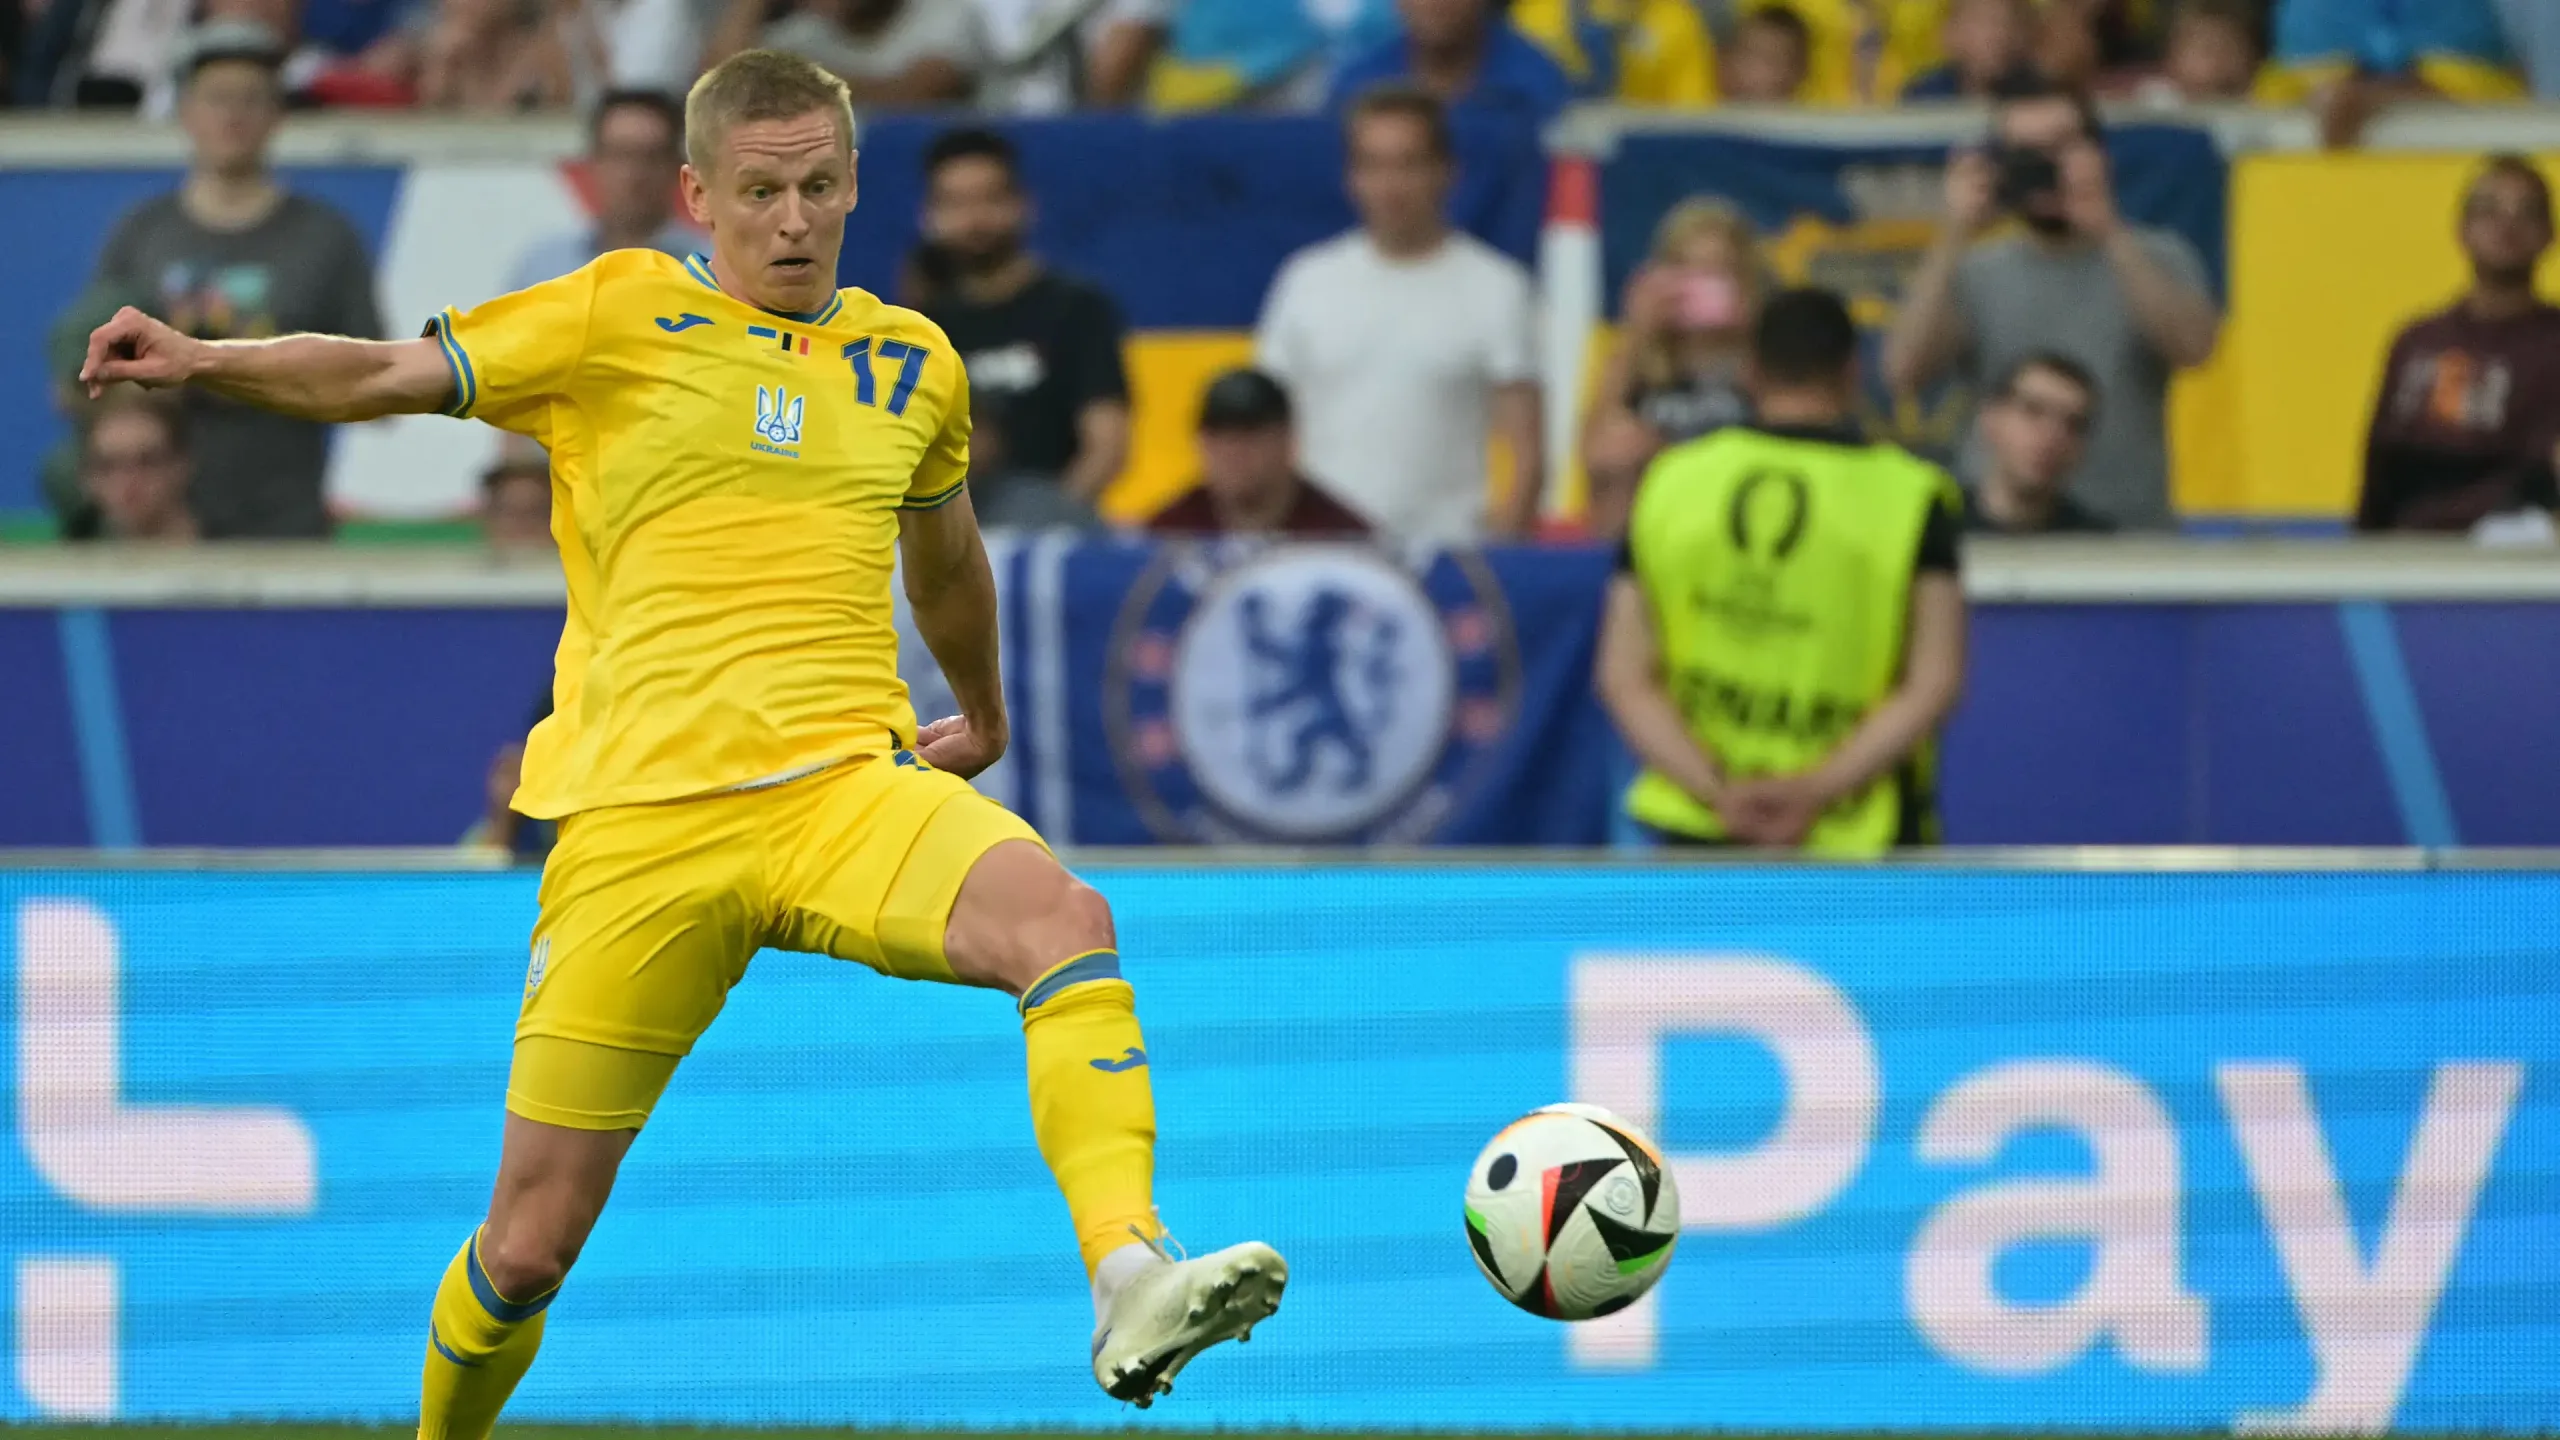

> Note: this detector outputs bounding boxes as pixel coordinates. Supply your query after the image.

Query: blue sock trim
[427,1320,483,1368]
[1019,949,1122,1014]
[466,1234,558,1323]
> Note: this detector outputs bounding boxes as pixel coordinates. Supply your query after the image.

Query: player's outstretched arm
[898,489,1010,779]
[80,306,455,422]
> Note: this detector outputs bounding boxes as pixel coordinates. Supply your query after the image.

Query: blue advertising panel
[0,865,2550,1427]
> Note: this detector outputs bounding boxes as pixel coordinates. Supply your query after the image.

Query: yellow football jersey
[425,248,969,819]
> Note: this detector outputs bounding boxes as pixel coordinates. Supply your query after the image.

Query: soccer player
[82,50,1282,1435]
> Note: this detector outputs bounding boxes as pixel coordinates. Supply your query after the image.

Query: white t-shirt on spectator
[762,0,987,93]
[1255,228,1539,543]
[972,0,1169,112]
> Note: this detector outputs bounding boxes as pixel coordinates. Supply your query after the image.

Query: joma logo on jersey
[752,384,806,458]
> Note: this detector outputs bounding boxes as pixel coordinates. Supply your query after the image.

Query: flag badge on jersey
[748,324,812,355]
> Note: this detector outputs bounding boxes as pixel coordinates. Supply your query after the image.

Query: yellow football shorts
[506,752,1043,1131]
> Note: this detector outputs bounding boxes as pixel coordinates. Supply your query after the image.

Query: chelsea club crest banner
[997,539,1620,847]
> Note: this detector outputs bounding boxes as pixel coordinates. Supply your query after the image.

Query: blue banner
[8,548,2560,849]
[0,864,2551,1425]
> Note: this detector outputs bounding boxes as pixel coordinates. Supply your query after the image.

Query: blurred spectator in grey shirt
[1885,83,2220,530]
[509,89,705,291]
[88,21,384,538]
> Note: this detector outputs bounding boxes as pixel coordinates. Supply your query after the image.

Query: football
[1463,1103,1681,1320]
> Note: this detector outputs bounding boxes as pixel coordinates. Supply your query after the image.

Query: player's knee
[1058,876,1116,953]
[477,1216,582,1302]
[1004,874,1115,997]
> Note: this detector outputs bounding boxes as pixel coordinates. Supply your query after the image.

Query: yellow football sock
[1019,949,1161,1274]
[417,1230,555,1440]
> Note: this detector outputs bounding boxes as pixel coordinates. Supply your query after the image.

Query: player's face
[684,108,856,316]
[923,154,1028,268]
[179,59,282,178]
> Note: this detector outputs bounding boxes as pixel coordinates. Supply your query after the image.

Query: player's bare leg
[418,1110,638,1439]
[943,839,1285,1406]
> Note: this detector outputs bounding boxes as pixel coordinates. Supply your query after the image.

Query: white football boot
[1090,1231,1286,1407]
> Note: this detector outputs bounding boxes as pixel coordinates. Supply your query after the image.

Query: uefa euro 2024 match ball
[1464,1103,1681,1320]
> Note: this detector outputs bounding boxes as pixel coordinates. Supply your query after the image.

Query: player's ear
[845,149,860,213]
[678,162,713,227]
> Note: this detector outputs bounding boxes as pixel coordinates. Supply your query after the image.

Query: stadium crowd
[17,0,2560,548]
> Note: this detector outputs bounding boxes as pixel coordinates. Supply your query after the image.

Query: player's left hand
[914,714,1007,779]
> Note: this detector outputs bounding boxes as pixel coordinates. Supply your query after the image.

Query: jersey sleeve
[421,264,599,428]
[903,348,971,510]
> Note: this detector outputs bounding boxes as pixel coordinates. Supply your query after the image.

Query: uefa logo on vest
[1108,545,1519,843]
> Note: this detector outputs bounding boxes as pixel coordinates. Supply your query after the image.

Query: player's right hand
[1943,150,2000,237]
[80,306,205,398]
[914,713,1007,779]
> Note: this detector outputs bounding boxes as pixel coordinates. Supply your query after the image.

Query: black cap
[1198,368,1292,432]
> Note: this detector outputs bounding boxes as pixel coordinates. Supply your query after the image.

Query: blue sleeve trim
[899,479,967,511]
[426,310,477,418]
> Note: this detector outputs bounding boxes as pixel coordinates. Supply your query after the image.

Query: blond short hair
[683,49,857,171]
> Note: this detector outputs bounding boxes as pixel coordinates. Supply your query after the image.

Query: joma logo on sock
[1089,1047,1147,1073]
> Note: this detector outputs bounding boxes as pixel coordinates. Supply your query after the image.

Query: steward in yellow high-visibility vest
[1596,286,1969,856]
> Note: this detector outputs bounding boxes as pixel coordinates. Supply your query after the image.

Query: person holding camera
[1883,83,2220,531]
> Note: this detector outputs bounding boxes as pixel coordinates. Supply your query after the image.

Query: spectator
[975,0,1169,111]
[2506,0,2560,99]
[2134,0,2263,105]
[482,434,556,546]
[77,391,200,544]
[87,22,383,538]
[1148,368,1372,537]
[464,693,557,862]
[1719,3,1812,102]
[2031,0,2100,90]
[2358,157,2560,534]
[1764,0,1945,105]
[1512,0,1714,105]
[1257,85,1543,542]
[508,90,703,291]
[1142,0,1334,110]
[1597,286,1966,856]
[1883,83,2220,530]
[2261,0,2522,106]
[41,280,154,540]
[293,0,431,108]
[1582,198,1761,537]
[1964,352,2113,533]
[709,0,986,105]
[557,0,711,99]
[1330,0,1573,128]
[915,127,1132,528]
[417,0,576,109]
[1901,0,2039,100]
